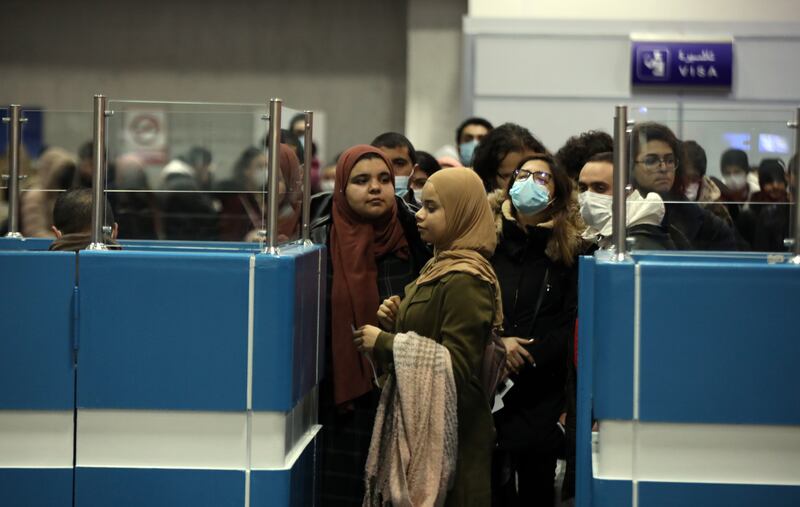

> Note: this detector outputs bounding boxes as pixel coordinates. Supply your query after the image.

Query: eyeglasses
[636,154,678,171]
[514,169,553,185]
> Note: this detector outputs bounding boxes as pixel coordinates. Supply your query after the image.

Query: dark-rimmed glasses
[514,169,553,185]
[636,154,678,171]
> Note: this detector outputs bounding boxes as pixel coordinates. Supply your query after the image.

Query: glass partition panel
[0,108,9,192]
[105,100,270,246]
[272,104,306,245]
[618,106,797,255]
[14,109,92,238]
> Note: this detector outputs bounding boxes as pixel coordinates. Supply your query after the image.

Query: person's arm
[372,274,494,381]
[438,274,495,390]
[696,207,738,251]
[373,330,396,371]
[524,267,578,370]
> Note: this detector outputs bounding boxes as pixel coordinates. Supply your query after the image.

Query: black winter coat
[662,194,738,251]
[309,192,431,275]
[491,216,578,452]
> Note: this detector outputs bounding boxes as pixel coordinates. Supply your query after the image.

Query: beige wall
[405,0,468,153]
[0,0,408,162]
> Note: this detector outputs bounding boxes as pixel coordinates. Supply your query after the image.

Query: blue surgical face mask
[459,140,479,166]
[509,177,551,215]
[394,175,410,197]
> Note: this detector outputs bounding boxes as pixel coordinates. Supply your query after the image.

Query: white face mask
[320,179,335,193]
[394,175,410,197]
[580,190,665,241]
[410,188,422,206]
[579,191,613,233]
[684,182,700,201]
[723,173,747,191]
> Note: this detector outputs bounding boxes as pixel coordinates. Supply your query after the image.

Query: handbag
[480,326,507,404]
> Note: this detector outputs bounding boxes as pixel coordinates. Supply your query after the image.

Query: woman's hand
[502,337,535,374]
[353,325,382,355]
[377,295,401,330]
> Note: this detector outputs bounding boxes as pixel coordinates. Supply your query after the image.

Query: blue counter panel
[0,468,73,507]
[119,239,262,252]
[639,261,800,425]
[0,237,52,251]
[77,250,250,411]
[253,245,325,412]
[592,261,635,421]
[631,251,788,264]
[576,256,596,507]
[591,479,631,506]
[0,251,75,409]
[74,468,245,507]
[293,248,323,404]
[251,434,318,507]
[638,481,800,507]
[253,253,295,411]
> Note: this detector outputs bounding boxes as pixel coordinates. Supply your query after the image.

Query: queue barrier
[577,251,800,507]
[0,239,326,507]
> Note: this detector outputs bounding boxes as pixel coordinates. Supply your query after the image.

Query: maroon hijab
[277,144,302,240]
[330,145,409,406]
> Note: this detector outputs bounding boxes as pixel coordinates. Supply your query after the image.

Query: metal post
[4,105,25,238]
[88,95,109,250]
[612,105,629,261]
[265,98,282,254]
[302,111,314,243]
[791,107,800,264]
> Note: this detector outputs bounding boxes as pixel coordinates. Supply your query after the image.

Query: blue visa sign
[631,39,733,89]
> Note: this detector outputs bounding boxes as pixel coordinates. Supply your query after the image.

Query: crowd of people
[0,132,308,248]
[1,115,797,506]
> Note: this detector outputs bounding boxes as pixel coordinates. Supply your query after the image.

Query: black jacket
[491,216,578,452]
[309,192,431,274]
[628,223,677,250]
[160,172,219,241]
[662,194,738,251]
[738,192,791,252]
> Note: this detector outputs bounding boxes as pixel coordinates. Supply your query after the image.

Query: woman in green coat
[355,167,503,506]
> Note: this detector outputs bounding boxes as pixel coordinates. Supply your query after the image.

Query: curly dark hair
[555,130,613,181]
[472,123,547,193]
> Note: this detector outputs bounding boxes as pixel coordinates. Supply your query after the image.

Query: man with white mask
[577,152,677,250]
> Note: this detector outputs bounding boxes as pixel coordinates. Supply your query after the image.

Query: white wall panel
[466,18,800,159]
[474,36,631,98]
[469,0,800,23]
[733,39,800,101]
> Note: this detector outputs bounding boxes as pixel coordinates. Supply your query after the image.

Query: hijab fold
[330,145,409,406]
[276,144,303,239]
[415,168,504,328]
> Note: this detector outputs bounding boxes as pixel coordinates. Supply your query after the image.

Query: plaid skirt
[320,389,380,506]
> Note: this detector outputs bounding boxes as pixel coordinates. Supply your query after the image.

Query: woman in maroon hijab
[312,144,430,506]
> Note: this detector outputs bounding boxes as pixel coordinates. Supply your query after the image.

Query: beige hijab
[415,167,503,328]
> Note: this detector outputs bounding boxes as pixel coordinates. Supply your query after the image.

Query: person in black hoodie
[488,154,583,506]
[631,123,737,251]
